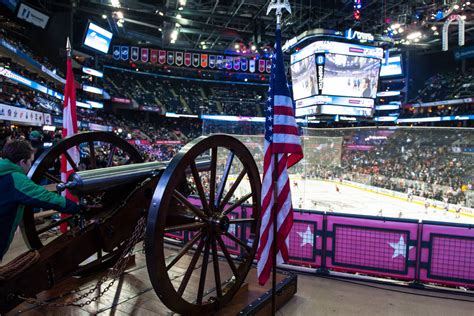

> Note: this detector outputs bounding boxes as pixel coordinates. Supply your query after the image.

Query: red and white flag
[256,26,303,286]
[60,41,79,232]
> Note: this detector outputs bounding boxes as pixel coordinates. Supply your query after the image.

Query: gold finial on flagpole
[266,0,292,25]
[66,37,72,57]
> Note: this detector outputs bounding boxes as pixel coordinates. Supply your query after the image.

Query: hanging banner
[120,46,129,60]
[266,59,272,73]
[217,55,224,69]
[150,49,158,63]
[258,59,265,72]
[0,103,46,126]
[141,48,149,62]
[131,47,139,61]
[167,51,174,65]
[185,52,192,66]
[201,54,208,68]
[209,55,216,68]
[159,50,166,64]
[249,59,256,73]
[175,52,183,66]
[233,57,240,71]
[112,45,120,60]
[241,57,248,71]
[225,56,233,70]
[193,53,200,67]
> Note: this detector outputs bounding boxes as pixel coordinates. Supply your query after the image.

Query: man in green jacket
[0,140,80,261]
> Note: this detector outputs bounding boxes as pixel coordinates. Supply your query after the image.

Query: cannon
[0,132,262,314]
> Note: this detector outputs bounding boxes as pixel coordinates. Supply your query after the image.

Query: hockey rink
[290,179,474,224]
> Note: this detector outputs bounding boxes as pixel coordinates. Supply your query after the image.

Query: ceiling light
[414,38,419,42]
[461,15,467,20]
[407,31,421,40]
[178,7,183,11]
[179,0,187,5]
[111,0,121,8]
[202,45,207,49]
[398,28,404,33]
[102,14,107,19]
[158,28,162,31]
[116,11,124,19]
[200,41,205,45]
[434,31,439,35]
[391,23,401,29]
[171,39,176,44]
[234,43,239,49]
[243,50,247,53]
[159,11,164,16]
[251,45,256,51]
[117,21,123,27]
[454,4,460,10]
[431,26,437,31]
[467,2,471,5]
[176,14,182,19]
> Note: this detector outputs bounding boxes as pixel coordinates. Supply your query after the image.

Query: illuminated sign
[345,29,374,42]
[82,67,104,78]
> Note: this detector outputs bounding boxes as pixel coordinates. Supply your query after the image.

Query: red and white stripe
[60,57,79,232]
[257,95,302,286]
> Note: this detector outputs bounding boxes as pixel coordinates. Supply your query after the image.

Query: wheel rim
[21,131,143,249]
[146,134,261,314]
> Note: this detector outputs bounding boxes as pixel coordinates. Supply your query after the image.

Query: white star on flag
[297,225,315,247]
[388,235,414,258]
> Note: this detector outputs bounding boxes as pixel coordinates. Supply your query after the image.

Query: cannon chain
[18,216,146,308]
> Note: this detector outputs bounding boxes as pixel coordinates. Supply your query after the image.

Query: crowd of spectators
[306,128,473,206]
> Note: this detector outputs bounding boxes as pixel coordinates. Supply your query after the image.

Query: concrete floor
[3,230,474,315]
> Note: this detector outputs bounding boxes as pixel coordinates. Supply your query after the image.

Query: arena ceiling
[23,1,474,53]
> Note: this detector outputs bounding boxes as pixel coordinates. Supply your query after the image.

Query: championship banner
[131,47,139,61]
[150,49,158,63]
[167,51,174,65]
[258,59,265,72]
[249,59,256,73]
[192,53,200,67]
[241,57,248,71]
[159,50,166,64]
[175,52,183,66]
[209,55,216,68]
[217,55,224,69]
[185,52,192,66]
[113,46,120,60]
[201,54,208,68]
[233,57,240,71]
[141,48,149,62]
[225,56,233,70]
[120,46,129,60]
[266,59,272,73]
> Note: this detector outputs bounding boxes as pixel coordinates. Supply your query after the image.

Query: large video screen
[83,22,113,54]
[322,53,380,99]
[380,56,403,77]
[290,55,317,100]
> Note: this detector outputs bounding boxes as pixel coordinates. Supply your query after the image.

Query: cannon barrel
[58,157,210,194]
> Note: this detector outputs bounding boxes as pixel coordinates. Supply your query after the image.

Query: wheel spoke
[173,190,208,222]
[63,151,78,172]
[211,237,222,298]
[217,235,238,277]
[215,151,234,208]
[166,232,203,271]
[222,193,253,216]
[229,218,256,224]
[218,169,247,211]
[164,222,207,233]
[88,141,96,169]
[196,237,211,304]
[209,147,217,212]
[177,236,206,296]
[107,145,116,167]
[190,161,211,215]
[44,172,61,183]
[224,231,251,255]
[36,216,71,234]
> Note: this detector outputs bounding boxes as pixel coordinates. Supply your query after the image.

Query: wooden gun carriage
[0,132,262,315]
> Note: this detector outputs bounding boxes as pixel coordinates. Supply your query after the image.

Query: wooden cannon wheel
[146,134,262,315]
[21,131,143,250]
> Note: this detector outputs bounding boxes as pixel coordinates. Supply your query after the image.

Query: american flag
[256,26,303,286]
[60,43,79,232]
